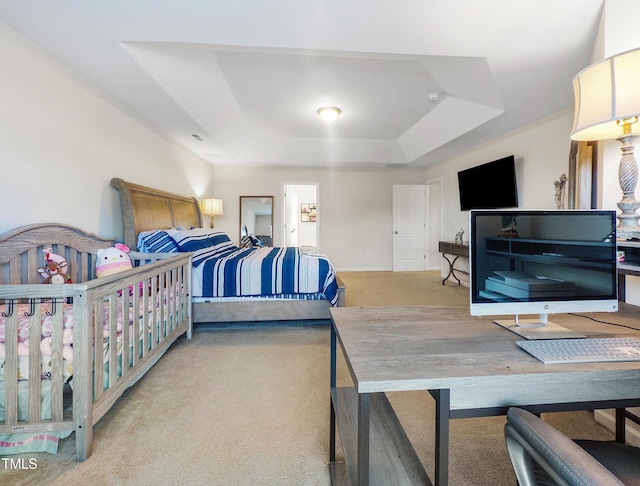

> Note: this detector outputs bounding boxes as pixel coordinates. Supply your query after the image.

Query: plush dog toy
[38,249,72,284]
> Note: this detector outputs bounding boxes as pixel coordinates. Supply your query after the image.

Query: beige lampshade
[571,47,640,141]
[200,198,223,216]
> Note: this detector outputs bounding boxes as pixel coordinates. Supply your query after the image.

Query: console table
[438,241,469,285]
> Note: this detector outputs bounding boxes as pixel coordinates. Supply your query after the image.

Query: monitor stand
[494,313,586,340]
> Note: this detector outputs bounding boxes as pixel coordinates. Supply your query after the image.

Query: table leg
[442,255,460,285]
[330,325,337,463]
[433,389,450,486]
[616,408,626,443]
[357,393,371,486]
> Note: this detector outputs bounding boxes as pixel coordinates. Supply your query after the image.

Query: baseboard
[593,409,640,447]
[335,267,393,272]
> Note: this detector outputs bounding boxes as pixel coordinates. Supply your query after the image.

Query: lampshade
[571,47,640,141]
[201,198,223,216]
[317,106,341,123]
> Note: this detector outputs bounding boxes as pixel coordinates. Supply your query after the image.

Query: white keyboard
[516,338,640,364]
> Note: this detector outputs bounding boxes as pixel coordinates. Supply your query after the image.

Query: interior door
[285,192,298,247]
[393,184,427,271]
[284,183,318,247]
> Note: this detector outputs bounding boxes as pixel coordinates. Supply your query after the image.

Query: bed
[110,178,345,323]
[0,223,192,460]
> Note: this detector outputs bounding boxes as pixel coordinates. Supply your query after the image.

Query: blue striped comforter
[191,245,339,305]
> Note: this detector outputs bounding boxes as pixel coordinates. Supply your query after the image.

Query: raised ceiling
[0,0,605,169]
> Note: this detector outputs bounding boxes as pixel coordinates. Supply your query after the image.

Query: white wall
[423,110,575,235]
[422,110,576,278]
[211,166,424,270]
[0,20,214,241]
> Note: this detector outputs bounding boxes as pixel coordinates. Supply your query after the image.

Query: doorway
[283,183,318,247]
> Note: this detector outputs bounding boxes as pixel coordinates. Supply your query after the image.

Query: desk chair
[504,407,640,486]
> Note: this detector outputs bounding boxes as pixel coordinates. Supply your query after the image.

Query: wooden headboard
[111,178,202,249]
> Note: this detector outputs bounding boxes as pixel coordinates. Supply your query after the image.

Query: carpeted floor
[2,271,616,485]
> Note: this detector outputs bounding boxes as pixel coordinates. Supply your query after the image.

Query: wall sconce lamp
[200,198,223,228]
[317,106,341,123]
[571,47,640,239]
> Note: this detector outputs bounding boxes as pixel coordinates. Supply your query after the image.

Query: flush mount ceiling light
[317,106,341,122]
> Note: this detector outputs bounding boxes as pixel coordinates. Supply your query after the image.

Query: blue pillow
[172,229,232,252]
[241,234,264,248]
[137,230,179,253]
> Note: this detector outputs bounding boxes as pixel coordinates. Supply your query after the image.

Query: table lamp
[571,47,640,239]
[200,198,223,228]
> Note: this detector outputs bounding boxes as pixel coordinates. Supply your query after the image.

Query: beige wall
[211,166,424,270]
[422,110,577,278]
[423,109,576,235]
[0,20,214,241]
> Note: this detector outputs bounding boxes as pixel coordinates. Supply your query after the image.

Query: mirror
[240,196,274,246]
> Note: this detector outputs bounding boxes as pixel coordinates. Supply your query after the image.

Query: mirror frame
[239,196,274,246]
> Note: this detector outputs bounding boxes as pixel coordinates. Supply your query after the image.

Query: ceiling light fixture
[317,106,341,123]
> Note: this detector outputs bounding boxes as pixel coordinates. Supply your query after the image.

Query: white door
[284,183,318,247]
[284,192,298,247]
[393,184,427,271]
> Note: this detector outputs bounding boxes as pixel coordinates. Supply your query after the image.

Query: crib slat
[151,280,158,349]
[28,306,43,423]
[108,294,118,388]
[50,300,64,422]
[141,279,149,358]
[131,281,140,366]
[8,258,20,286]
[93,299,104,399]
[121,288,130,377]
[4,309,18,425]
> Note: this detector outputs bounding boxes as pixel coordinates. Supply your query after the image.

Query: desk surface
[330,305,640,411]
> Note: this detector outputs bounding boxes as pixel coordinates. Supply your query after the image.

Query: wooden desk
[438,241,468,285]
[329,305,640,486]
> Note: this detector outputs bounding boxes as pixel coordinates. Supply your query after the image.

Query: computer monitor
[469,209,618,339]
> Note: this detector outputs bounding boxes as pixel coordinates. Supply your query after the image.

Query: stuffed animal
[38,249,72,284]
[96,243,144,296]
[96,243,133,278]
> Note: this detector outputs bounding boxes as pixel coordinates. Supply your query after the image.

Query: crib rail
[0,252,192,460]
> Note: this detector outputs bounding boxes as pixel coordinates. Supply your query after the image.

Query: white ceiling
[0,0,605,169]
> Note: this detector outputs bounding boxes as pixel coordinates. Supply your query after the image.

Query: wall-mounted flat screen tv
[458,155,518,211]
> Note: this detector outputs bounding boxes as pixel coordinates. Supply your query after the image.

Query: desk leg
[433,389,450,486]
[357,393,371,486]
[616,408,626,443]
[442,255,460,285]
[330,325,337,463]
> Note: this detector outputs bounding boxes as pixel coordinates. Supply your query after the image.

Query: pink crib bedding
[0,298,155,383]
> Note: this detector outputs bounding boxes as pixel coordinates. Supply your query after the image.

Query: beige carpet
[3,271,615,485]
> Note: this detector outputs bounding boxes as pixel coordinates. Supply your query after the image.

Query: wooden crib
[0,223,192,460]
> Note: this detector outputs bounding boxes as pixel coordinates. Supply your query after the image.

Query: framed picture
[300,203,317,222]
